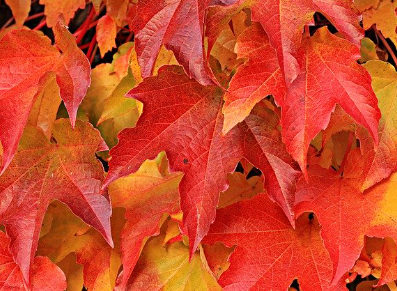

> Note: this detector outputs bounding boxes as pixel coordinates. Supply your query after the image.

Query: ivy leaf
[250,0,363,84]
[127,0,238,85]
[39,0,85,27]
[295,150,397,284]
[97,15,118,57]
[222,22,285,134]
[120,234,222,290]
[109,153,183,289]
[357,61,397,190]
[4,0,30,26]
[0,232,66,290]
[104,65,299,258]
[282,27,380,173]
[0,23,91,173]
[38,201,122,291]
[0,119,112,284]
[203,193,347,290]
[361,0,397,48]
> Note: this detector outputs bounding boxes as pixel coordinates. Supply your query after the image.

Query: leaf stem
[33,19,46,30]
[25,12,45,22]
[76,6,96,44]
[1,17,14,29]
[374,25,397,66]
[337,131,354,175]
[86,32,97,62]
[73,21,99,37]
[90,45,98,64]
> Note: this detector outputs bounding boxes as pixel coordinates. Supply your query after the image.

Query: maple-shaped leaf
[0,23,91,173]
[120,234,222,290]
[355,61,397,190]
[251,0,363,84]
[203,193,347,290]
[0,231,67,290]
[127,0,238,85]
[295,150,397,284]
[282,27,380,173]
[38,201,123,291]
[0,119,112,284]
[4,0,30,26]
[104,65,300,257]
[39,0,85,27]
[222,22,285,134]
[97,15,118,57]
[109,153,183,289]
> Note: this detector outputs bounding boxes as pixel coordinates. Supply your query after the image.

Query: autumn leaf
[203,193,347,290]
[97,15,118,57]
[104,65,300,258]
[222,22,285,134]
[361,0,397,47]
[4,0,30,26]
[126,0,238,85]
[56,253,84,291]
[0,119,112,284]
[27,75,62,138]
[356,61,397,190]
[120,234,222,290]
[0,231,67,290]
[108,153,183,289]
[39,0,85,27]
[0,22,91,173]
[295,150,397,284]
[38,201,123,291]
[281,27,380,173]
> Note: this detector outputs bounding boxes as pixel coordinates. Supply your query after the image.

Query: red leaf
[222,22,285,133]
[0,23,91,173]
[281,27,380,173]
[250,0,363,85]
[0,119,112,284]
[127,0,237,85]
[295,150,397,284]
[104,65,299,257]
[203,194,347,291]
[0,232,66,290]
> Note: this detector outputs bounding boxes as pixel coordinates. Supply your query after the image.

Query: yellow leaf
[57,253,84,291]
[38,202,124,291]
[28,75,62,138]
[125,235,222,291]
[362,0,397,47]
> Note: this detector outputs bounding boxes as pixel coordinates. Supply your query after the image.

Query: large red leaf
[203,193,347,290]
[207,0,363,85]
[295,150,397,284]
[127,0,237,85]
[282,27,380,173]
[0,119,112,284]
[0,23,91,173]
[222,22,285,134]
[250,0,363,85]
[104,66,299,257]
[0,231,67,290]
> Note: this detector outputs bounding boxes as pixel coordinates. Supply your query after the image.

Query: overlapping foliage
[0,0,397,290]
